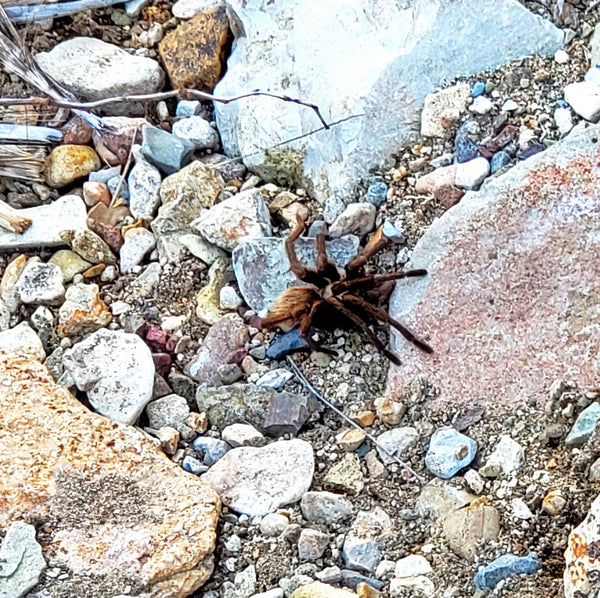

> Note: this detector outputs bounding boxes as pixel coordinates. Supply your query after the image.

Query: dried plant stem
[0,198,32,233]
[0,143,45,181]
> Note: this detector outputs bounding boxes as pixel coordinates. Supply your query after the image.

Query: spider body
[258,216,432,365]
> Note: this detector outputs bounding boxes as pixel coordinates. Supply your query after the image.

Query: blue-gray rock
[490,150,511,174]
[376,426,419,464]
[455,120,479,163]
[565,402,600,447]
[474,552,540,591]
[365,181,388,207]
[107,175,129,201]
[193,436,231,466]
[343,508,392,573]
[142,125,194,175]
[263,391,311,437]
[425,427,477,478]
[266,328,310,360]
[340,570,386,591]
[382,219,405,243]
[89,165,122,184]
[128,159,162,220]
[214,0,561,202]
[301,491,354,525]
[176,100,201,117]
[298,529,329,562]
[182,455,209,475]
[232,235,359,313]
[0,521,46,598]
[172,116,220,149]
[255,368,293,389]
[471,81,485,97]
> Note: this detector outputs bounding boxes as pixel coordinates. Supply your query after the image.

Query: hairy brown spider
[258,216,433,365]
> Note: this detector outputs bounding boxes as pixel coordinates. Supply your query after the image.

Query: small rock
[442,502,500,561]
[44,145,101,188]
[0,521,46,598]
[0,322,45,361]
[416,482,476,522]
[83,181,111,207]
[415,164,457,196]
[555,107,573,136]
[479,435,524,478]
[365,182,388,207]
[542,489,567,515]
[196,257,229,325]
[394,555,432,578]
[389,577,435,597]
[146,393,190,429]
[263,391,311,437]
[86,201,131,253]
[376,427,419,465]
[180,233,227,264]
[172,0,223,19]
[154,425,179,454]
[454,120,479,163]
[298,529,329,562]
[336,428,367,452]
[266,328,309,360]
[490,150,511,174]
[501,99,519,112]
[192,188,272,251]
[455,157,490,189]
[141,125,193,175]
[16,261,65,305]
[223,565,257,598]
[128,159,162,220]
[57,282,112,337]
[464,469,485,494]
[421,83,470,138]
[343,508,392,573]
[469,96,493,115]
[300,491,354,525]
[260,513,290,536]
[0,254,27,314]
[474,552,540,591]
[49,249,92,282]
[565,402,600,447]
[60,229,117,265]
[255,368,293,390]
[222,423,265,447]
[471,81,486,97]
[564,82,600,122]
[329,203,376,238]
[192,435,230,466]
[365,451,386,479]
[62,328,155,424]
[158,6,230,90]
[176,99,202,116]
[172,115,220,149]
[120,228,156,273]
[512,498,533,520]
[201,438,314,516]
[554,49,569,64]
[374,396,406,426]
[220,285,244,310]
[182,455,208,475]
[290,582,356,598]
[323,196,346,224]
[324,454,364,495]
[425,427,477,479]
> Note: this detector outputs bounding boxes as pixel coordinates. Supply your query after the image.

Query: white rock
[201,439,314,516]
[128,160,162,220]
[16,261,65,305]
[479,435,524,477]
[255,368,293,390]
[172,116,220,149]
[120,228,156,273]
[215,0,562,202]
[259,513,290,536]
[146,393,190,429]
[394,555,433,578]
[0,195,87,250]
[464,469,485,494]
[421,83,470,138]
[0,322,45,361]
[62,329,155,425]
[329,202,376,238]
[469,95,493,115]
[501,99,519,112]
[172,0,224,19]
[222,423,265,448]
[554,49,569,64]
[390,576,435,597]
[512,498,533,520]
[36,37,164,108]
[591,24,600,68]
[192,188,272,251]
[180,233,227,265]
[564,82,600,122]
[455,157,490,190]
[555,107,573,136]
[219,286,244,310]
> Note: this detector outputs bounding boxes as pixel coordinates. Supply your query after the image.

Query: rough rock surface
[388,122,600,408]
[0,350,219,598]
[201,439,314,516]
[215,0,562,201]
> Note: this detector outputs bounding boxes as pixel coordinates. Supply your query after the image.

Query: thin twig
[109,125,139,208]
[286,355,425,485]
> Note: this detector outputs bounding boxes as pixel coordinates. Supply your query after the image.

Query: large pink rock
[387,123,600,408]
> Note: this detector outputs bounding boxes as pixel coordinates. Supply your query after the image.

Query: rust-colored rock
[56,282,112,337]
[0,350,220,598]
[158,7,229,91]
[388,123,600,409]
[86,201,132,253]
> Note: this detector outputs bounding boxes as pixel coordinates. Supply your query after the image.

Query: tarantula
[258,216,433,365]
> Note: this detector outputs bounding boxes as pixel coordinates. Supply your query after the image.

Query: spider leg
[330,269,428,295]
[346,226,389,271]
[315,231,328,272]
[299,299,339,356]
[326,296,401,365]
[285,215,308,280]
[342,293,433,354]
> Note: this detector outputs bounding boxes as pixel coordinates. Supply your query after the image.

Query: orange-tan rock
[0,349,220,598]
[44,144,101,188]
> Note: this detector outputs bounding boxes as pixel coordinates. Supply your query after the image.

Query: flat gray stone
[16,261,65,306]
[146,393,190,429]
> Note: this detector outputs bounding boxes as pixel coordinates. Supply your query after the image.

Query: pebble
[564,82,600,122]
[376,427,419,464]
[176,99,202,116]
[201,439,314,516]
[471,81,486,97]
[44,144,101,188]
[192,188,272,251]
[222,423,265,447]
[415,482,475,522]
[263,391,311,437]
[219,285,244,310]
[56,282,112,337]
[454,157,490,189]
[83,181,111,207]
[323,454,364,495]
[225,534,242,552]
[300,491,354,525]
[0,322,45,361]
[182,455,208,475]
[501,99,519,112]
[192,436,230,466]
[469,95,493,115]
[554,49,569,64]
[329,203,376,238]
[343,508,392,573]
[0,254,27,314]
[323,196,346,224]
[381,220,404,243]
[195,257,228,325]
[260,513,290,536]
[266,328,309,360]
[154,426,180,455]
[16,261,65,305]
[49,250,92,282]
[425,427,477,479]
[454,120,479,163]
[511,498,533,520]
[298,529,329,562]
[336,429,366,452]
[554,106,573,136]
[479,435,524,477]
[542,489,567,515]
[146,393,190,429]
[253,590,285,598]
[464,469,485,494]
[389,576,434,597]
[180,233,227,265]
[421,83,470,138]
[62,328,155,424]
[365,182,388,207]
[255,368,293,390]
[222,565,257,598]
[490,150,511,174]
[394,555,432,578]
[141,125,193,175]
[474,552,540,591]
[290,582,355,598]
[120,228,156,273]
[565,402,600,447]
[60,229,117,265]
[172,115,220,149]
[128,159,162,220]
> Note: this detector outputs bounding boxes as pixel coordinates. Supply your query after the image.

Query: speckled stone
[388,122,600,409]
[44,145,101,188]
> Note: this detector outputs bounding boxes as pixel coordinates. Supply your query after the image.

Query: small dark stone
[168,370,197,407]
[490,151,512,174]
[263,391,310,437]
[517,141,544,160]
[451,405,485,432]
[266,328,309,360]
[152,353,172,377]
[454,121,479,163]
[151,372,171,400]
[340,570,386,591]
